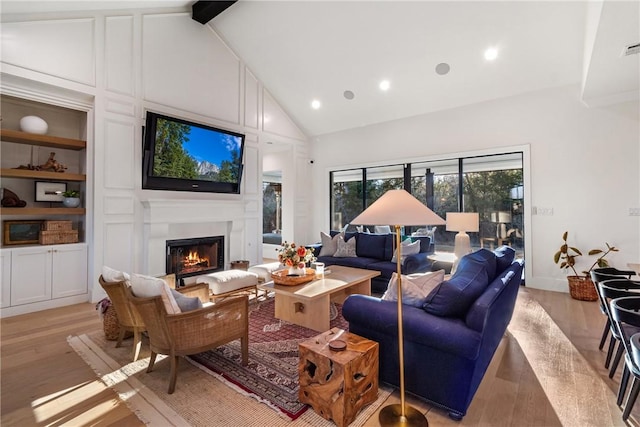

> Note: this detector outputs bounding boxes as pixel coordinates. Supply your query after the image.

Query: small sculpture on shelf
[15,152,67,173]
[0,188,27,208]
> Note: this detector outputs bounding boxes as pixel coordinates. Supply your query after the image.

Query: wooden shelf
[0,129,86,150]
[0,207,85,215]
[1,168,86,181]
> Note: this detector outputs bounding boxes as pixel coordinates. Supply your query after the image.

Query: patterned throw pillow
[333,235,357,257]
[382,270,446,307]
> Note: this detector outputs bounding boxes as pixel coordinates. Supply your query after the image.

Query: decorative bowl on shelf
[19,115,48,135]
[271,268,316,286]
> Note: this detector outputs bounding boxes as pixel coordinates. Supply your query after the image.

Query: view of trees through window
[330,153,524,255]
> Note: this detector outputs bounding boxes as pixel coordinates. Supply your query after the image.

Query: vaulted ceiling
[2,0,638,137]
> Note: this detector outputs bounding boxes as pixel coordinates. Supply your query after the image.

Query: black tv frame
[142,111,245,194]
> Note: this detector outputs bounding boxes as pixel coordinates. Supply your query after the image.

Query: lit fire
[181,250,209,270]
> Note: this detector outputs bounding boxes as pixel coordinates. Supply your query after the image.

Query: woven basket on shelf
[567,276,598,301]
[103,305,120,340]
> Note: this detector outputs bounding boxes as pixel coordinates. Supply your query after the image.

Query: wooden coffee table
[259,265,380,331]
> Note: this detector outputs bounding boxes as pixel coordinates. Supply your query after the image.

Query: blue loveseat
[312,231,435,293]
[343,247,523,420]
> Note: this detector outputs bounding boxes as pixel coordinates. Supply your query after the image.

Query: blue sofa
[343,247,523,420]
[312,231,435,293]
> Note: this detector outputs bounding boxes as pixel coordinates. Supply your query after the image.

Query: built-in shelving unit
[0,207,85,216]
[0,129,86,150]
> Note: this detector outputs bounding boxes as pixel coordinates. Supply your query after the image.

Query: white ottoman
[196,269,260,301]
[248,262,282,283]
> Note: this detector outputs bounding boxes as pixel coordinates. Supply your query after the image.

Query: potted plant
[553,231,618,301]
[61,190,80,208]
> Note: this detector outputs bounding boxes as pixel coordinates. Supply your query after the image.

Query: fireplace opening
[166,236,224,285]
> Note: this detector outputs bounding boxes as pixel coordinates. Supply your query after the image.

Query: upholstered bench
[247,262,281,283]
[196,269,260,301]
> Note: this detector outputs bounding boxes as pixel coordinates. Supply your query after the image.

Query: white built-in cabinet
[0,250,10,308]
[6,244,87,306]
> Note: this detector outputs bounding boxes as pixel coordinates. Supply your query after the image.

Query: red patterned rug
[187,298,348,420]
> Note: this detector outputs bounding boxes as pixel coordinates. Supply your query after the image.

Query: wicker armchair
[99,275,146,361]
[126,286,249,394]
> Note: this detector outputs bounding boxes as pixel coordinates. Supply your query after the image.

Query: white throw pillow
[374,225,392,234]
[382,270,446,307]
[319,231,342,257]
[102,265,130,282]
[333,235,357,257]
[391,240,421,264]
[129,273,181,314]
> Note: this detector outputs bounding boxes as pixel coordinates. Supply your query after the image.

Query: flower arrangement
[277,241,315,269]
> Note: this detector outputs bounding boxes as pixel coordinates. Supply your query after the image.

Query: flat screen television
[142,111,245,194]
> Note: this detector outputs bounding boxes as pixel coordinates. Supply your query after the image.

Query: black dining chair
[609,297,640,420]
[591,268,637,351]
[598,279,640,379]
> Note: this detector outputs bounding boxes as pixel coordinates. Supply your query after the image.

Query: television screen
[142,111,245,194]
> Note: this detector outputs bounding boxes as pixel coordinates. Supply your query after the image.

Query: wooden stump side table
[298,328,379,427]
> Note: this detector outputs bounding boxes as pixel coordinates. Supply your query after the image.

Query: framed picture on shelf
[34,181,67,202]
[3,220,43,246]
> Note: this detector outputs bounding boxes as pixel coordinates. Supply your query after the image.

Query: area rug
[187,298,348,420]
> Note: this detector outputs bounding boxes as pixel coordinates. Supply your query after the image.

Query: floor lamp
[351,189,445,426]
[446,212,479,274]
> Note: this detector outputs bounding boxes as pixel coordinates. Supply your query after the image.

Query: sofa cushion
[356,233,388,259]
[467,248,497,281]
[422,255,490,318]
[319,231,341,257]
[334,235,357,257]
[494,245,516,274]
[382,270,445,307]
[321,256,376,270]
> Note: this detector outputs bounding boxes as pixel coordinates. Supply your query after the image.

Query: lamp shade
[350,189,445,226]
[446,212,479,232]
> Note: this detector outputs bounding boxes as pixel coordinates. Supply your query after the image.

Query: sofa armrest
[402,253,432,274]
[343,294,482,360]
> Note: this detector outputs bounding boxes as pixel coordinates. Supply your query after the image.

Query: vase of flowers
[277,241,315,276]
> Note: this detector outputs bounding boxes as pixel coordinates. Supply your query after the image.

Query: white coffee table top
[259,265,380,300]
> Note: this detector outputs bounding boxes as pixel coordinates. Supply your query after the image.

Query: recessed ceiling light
[435,63,450,75]
[484,47,498,61]
[343,90,355,100]
[379,80,390,91]
[311,99,321,109]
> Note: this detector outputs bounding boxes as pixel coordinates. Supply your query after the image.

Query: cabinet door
[0,250,11,308]
[51,244,88,299]
[11,247,52,306]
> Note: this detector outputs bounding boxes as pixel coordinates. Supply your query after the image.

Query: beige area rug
[508,290,617,426]
[68,332,391,427]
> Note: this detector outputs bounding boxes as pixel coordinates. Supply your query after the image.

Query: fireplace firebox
[166,236,224,285]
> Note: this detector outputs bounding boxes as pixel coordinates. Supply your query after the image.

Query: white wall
[1,10,309,303]
[310,84,640,293]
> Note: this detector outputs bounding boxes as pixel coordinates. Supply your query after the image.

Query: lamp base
[379,403,429,427]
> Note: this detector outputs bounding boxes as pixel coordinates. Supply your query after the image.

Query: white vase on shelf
[19,116,48,134]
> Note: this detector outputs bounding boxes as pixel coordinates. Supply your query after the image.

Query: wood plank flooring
[1,287,636,426]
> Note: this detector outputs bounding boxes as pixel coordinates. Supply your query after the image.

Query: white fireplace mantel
[142,198,246,276]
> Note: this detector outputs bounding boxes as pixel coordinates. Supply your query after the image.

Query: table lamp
[351,189,445,426]
[446,212,479,273]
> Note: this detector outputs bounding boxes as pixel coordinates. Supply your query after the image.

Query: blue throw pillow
[423,256,490,318]
[170,289,203,312]
[494,245,516,274]
[356,233,387,259]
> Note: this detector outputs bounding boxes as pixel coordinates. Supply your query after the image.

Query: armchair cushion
[422,255,490,318]
[130,273,181,314]
[102,265,130,282]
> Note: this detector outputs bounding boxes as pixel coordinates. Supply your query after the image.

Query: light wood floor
[1,287,636,426]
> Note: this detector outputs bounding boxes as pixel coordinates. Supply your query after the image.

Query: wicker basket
[43,220,72,231]
[567,276,598,301]
[39,230,78,245]
[103,305,120,340]
[271,268,316,286]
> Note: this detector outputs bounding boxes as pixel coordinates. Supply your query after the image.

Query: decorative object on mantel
[61,190,81,208]
[553,231,619,301]
[19,115,48,134]
[1,187,27,208]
